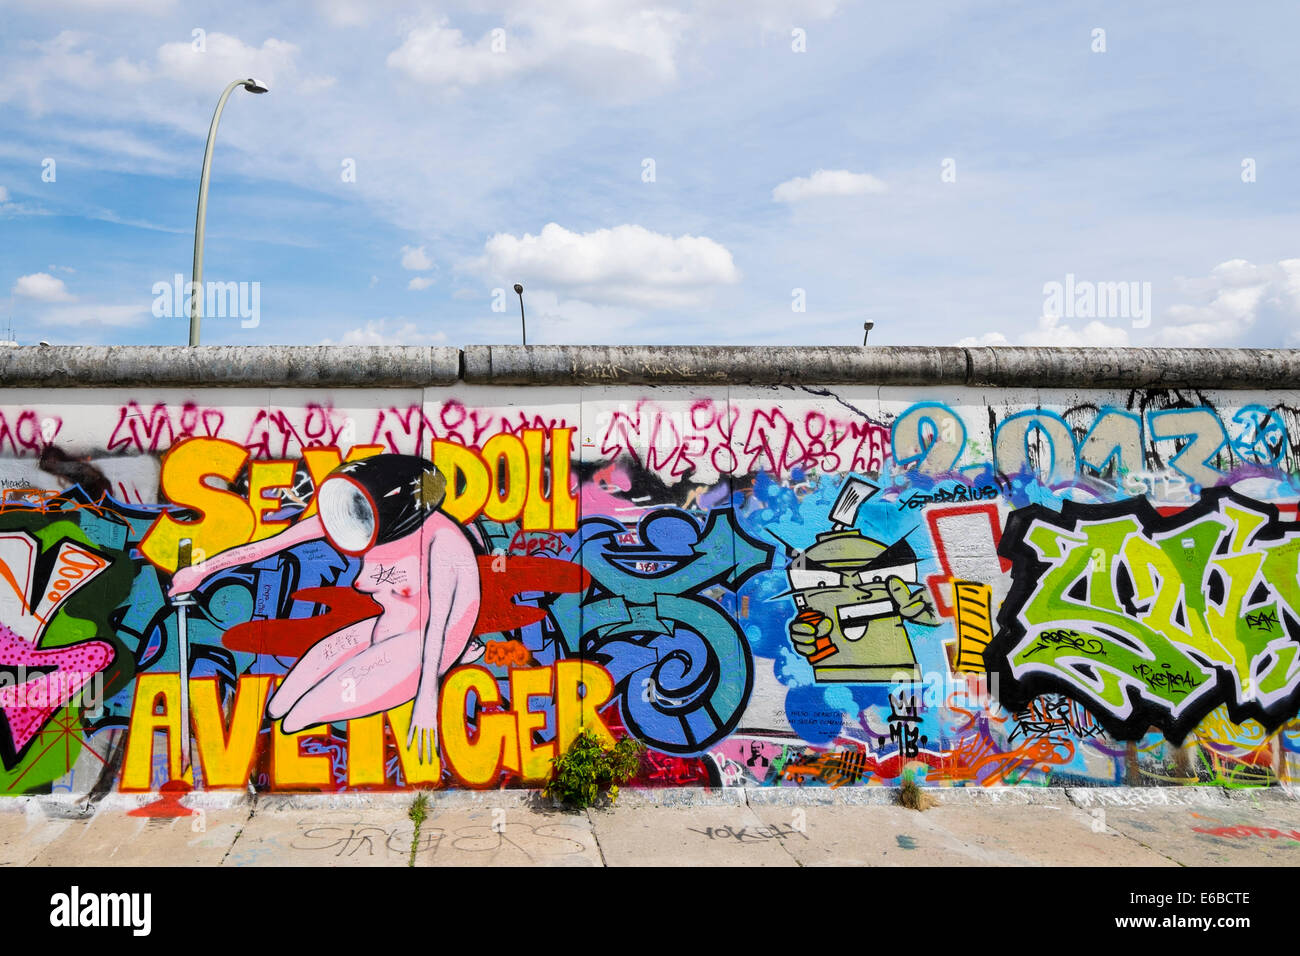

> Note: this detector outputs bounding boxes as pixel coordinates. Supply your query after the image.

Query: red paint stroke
[223,587,382,656]
[1193,824,1300,840]
[474,556,590,635]
[127,779,195,817]
[222,557,590,657]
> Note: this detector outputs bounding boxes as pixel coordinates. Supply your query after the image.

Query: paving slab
[223,803,600,867]
[2,786,1299,867]
[0,805,89,866]
[1099,805,1300,866]
[223,806,414,866]
[26,808,247,866]
[746,802,1018,865]
[420,807,600,867]
[589,804,799,866]
[924,803,1178,866]
[745,791,1182,866]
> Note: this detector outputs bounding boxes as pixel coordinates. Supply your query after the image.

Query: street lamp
[514,283,527,345]
[188,77,268,346]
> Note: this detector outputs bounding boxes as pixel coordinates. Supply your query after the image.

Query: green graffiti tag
[990,490,1300,741]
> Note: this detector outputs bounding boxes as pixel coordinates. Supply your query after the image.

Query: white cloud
[10,0,173,8]
[400,245,433,271]
[0,31,152,114]
[12,272,75,302]
[477,222,740,308]
[773,169,886,203]
[401,245,437,290]
[0,3,849,248]
[315,0,370,27]
[1156,258,1300,347]
[694,0,843,32]
[959,259,1300,349]
[0,29,328,135]
[320,319,447,345]
[957,314,1130,347]
[0,186,8,203]
[39,303,146,326]
[156,33,332,94]
[384,1,846,98]
[1024,315,1130,347]
[386,6,686,94]
[955,331,1010,347]
[11,273,147,328]
[387,18,519,89]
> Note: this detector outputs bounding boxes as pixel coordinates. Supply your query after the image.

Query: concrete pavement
[3,786,1300,866]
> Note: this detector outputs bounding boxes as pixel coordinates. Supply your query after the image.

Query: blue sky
[1,0,1298,348]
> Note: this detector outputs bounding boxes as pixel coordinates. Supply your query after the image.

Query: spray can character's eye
[857,564,917,586]
[790,570,840,590]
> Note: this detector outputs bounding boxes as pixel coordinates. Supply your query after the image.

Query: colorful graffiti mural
[0,387,1298,793]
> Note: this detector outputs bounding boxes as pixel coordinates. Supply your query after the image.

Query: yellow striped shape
[953,580,993,673]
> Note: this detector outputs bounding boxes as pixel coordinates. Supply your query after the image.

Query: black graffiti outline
[987,487,1300,743]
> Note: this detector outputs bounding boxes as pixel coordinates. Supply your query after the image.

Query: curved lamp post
[189,77,268,346]
[514,283,526,345]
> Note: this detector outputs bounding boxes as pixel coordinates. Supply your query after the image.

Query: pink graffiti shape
[0,622,113,755]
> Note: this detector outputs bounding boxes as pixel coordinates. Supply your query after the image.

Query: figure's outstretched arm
[169,514,326,596]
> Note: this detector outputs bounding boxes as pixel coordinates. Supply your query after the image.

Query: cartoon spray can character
[786,478,938,682]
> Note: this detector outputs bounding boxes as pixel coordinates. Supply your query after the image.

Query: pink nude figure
[169,455,479,765]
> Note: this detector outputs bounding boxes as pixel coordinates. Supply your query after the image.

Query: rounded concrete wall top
[0,344,1294,389]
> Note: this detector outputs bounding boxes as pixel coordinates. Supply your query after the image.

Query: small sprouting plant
[408,790,430,866]
[898,769,936,811]
[544,730,645,809]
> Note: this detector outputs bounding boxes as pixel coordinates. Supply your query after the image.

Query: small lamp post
[514,283,527,345]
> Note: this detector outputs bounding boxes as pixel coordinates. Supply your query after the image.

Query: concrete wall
[0,345,1297,794]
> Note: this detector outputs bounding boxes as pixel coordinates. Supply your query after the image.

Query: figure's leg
[279,630,421,733]
[428,527,480,675]
[267,618,375,720]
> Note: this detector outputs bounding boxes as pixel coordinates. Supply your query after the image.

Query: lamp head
[242,78,269,94]
[513,284,524,295]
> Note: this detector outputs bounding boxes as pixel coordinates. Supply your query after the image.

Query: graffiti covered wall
[2,376,1299,794]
